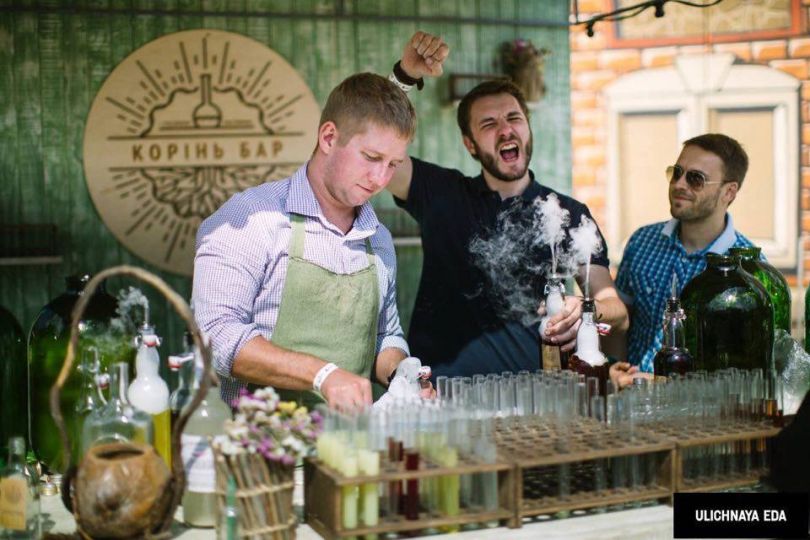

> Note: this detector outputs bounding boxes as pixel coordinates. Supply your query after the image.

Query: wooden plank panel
[12,5,51,329]
[0,0,573,364]
[523,0,571,195]
[0,6,23,323]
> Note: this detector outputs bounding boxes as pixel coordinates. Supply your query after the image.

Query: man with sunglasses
[614,133,755,372]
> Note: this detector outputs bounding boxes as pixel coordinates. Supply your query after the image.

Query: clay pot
[72,442,172,539]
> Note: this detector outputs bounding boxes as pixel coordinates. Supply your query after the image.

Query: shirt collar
[661,213,737,255]
[472,170,541,201]
[285,161,380,237]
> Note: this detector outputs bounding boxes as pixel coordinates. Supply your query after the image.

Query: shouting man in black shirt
[388,32,628,377]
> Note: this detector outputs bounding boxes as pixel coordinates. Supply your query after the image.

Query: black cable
[577,0,725,36]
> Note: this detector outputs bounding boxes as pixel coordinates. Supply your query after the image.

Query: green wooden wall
[0,0,570,358]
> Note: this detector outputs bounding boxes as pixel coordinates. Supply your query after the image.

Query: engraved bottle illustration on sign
[83,30,321,275]
[193,74,222,128]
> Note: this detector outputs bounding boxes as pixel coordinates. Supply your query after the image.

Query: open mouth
[499,142,520,163]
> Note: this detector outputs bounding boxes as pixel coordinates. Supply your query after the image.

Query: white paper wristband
[313,362,339,393]
[388,72,414,93]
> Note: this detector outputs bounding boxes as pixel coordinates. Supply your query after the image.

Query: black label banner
[674,492,809,538]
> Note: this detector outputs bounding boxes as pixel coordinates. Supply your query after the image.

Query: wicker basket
[213,445,297,539]
[49,265,214,539]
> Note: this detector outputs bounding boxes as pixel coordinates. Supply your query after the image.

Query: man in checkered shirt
[614,133,756,373]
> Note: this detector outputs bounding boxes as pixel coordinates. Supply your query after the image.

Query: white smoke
[532,193,569,274]
[469,195,604,327]
[82,286,150,365]
[110,286,150,334]
[564,216,603,297]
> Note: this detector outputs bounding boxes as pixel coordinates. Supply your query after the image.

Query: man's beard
[473,135,533,182]
[670,187,721,222]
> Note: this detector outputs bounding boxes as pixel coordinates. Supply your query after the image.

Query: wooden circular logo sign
[83,30,320,275]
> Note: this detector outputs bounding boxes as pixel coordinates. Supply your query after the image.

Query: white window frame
[604,53,800,268]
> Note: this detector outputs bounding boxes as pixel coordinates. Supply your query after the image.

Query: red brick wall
[570,0,810,286]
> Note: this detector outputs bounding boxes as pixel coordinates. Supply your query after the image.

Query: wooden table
[41,493,675,539]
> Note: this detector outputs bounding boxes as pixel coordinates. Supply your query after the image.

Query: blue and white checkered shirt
[615,214,754,373]
[192,162,409,404]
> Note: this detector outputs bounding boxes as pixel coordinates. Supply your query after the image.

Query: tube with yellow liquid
[128,322,171,467]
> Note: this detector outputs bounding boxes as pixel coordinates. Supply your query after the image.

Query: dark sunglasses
[666,164,722,191]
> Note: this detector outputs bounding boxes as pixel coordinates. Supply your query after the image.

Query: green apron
[271,213,379,408]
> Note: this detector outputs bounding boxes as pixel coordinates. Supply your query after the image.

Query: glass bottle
[681,254,774,374]
[539,273,566,371]
[0,437,41,538]
[27,274,118,472]
[729,246,791,334]
[74,347,108,461]
[182,350,231,528]
[652,276,693,379]
[128,323,171,468]
[169,333,194,427]
[567,298,609,394]
[0,304,26,464]
[82,363,153,453]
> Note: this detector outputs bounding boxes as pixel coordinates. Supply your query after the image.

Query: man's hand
[320,368,373,411]
[419,379,437,400]
[538,295,583,352]
[609,361,652,390]
[401,31,449,79]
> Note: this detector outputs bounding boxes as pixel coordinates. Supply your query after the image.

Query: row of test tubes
[622,368,778,485]
[314,367,776,531]
[315,401,501,536]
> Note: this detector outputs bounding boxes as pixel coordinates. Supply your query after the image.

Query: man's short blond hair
[319,73,416,144]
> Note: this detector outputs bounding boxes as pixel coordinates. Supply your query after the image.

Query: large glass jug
[681,254,773,373]
[27,274,118,472]
[729,246,791,334]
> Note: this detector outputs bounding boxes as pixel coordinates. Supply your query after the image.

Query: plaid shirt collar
[661,213,738,257]
[285,162,380,239]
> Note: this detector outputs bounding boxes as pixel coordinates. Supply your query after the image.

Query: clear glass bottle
[539,273,566,370]
[0,437,41,538]
[681,254,774,374]
[182,350,231,528]
[128,323,171,468]
[730,246,791,334]
[27,274,118,472]
[82,363,153,453]
[74,347,108,461]
[652,277,693,379]
[0,304,26,465]
[169,332,194,427]
[567,298,609,394]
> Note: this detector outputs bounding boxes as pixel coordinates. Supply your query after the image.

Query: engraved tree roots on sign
[83,30,320,275]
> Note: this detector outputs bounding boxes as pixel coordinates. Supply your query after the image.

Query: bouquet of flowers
[499,38,550,102]
[220,387,323,465]
[214,387,323,539]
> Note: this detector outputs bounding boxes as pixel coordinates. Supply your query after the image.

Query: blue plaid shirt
[615,214,754,372]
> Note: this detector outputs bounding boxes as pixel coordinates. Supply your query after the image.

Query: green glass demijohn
[729,246,791,334]
[27,274,118,473]
[0,303,27,464]
[681,253,774,374]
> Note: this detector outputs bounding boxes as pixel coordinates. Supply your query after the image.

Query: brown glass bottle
[653,295,693,378]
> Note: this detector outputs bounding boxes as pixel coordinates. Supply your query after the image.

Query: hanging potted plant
[500,39,550,103]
